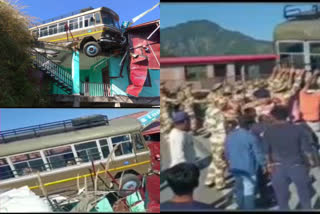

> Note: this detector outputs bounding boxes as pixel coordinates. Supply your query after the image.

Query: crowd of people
[161,65,320,210]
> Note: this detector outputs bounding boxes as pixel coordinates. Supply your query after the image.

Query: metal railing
[40,7,94,25]
[33,52,73,93]
[284,4,320,20]
[0,115,108,144]
[80,82,111,97]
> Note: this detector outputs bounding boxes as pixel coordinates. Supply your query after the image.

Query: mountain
[160,20,274,57]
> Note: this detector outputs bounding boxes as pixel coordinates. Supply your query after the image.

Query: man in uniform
[160,83,174,142]
[181,83,198,133]
[222,84,242,133]
[203,83,228,190]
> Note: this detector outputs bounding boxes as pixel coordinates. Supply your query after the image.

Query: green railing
[80,82,111,97]
[33,52,73,93]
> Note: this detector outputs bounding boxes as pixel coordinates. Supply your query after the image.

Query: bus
[29,7,126,57]
[274,4,320,71]
[0,115,152,198]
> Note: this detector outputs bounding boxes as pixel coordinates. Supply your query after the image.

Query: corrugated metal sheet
[126,20,160,97]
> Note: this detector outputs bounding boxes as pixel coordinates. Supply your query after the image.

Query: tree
[0,0,52,106]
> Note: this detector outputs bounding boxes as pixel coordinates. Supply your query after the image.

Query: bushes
[0,0,51,106]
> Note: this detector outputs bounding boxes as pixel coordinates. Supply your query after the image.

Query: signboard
[137,109,160,128]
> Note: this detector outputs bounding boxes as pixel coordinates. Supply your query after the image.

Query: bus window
[10,152,46,176]
[79,16,83,28]
[278,42,304,68]
[69,18,79,30]
[99,139,110,158]
[75,141,100,163]
[95,13,101,24]
[310,43,320,70]
[84,14,95,27]
[279,42,304,53]
[44,146,75,169]
[111,135,133,156]
[58,22,67,33]
[40,27,48,37]
[133,133,145,151]
[49,24,57,35]
[0,158,14,180]
[114,20,120,29]
[101,13,114,26]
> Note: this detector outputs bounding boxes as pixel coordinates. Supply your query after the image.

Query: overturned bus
[274,4,320,70]
[0,115,152,197]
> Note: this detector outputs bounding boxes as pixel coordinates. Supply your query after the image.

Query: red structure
[111,111,160,212]
[161,54,279,66]
[126,20,160,97]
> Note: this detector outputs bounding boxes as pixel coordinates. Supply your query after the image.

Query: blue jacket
[225,128,266,176]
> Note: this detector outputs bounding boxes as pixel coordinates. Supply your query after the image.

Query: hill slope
[160,20,274,57]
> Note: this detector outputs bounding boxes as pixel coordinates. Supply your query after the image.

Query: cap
[211,83,223,91]
[171,111,190,124]
[223,85,233,95]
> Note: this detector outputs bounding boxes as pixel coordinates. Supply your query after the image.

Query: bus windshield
[101,12,119,29]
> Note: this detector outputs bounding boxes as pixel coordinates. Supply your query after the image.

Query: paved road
[160,134,234,206]
[160,133,320,210]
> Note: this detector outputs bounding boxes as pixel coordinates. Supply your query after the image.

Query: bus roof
[274,19,320,41]
[29,7,119,30]
[0,117,141,157]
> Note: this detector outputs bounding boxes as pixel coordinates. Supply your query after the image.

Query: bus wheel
[83,41,101,57]
[119,174,141,197]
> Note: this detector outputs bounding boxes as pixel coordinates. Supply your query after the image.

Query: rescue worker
[222,84,241,132]
[203,83,228,190]
[160,83,174,142]
[182,83,198,133]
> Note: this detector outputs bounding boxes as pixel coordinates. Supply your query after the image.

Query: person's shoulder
[160,201,172,208]
[191,201,216,209]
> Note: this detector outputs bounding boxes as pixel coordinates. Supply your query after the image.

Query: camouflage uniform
[160,84,174,142]
[222,85,240,131]
[281,69,305,105]
[204,84,227,189]
[244,81,256,102]
[181,84,197,132]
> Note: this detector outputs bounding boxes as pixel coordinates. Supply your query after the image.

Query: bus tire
[83,41,101,57]
[118,173,141,197]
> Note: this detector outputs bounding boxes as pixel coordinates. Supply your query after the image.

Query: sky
[161,3,316,41]
[0,108,153,131]
[18,0,159,26]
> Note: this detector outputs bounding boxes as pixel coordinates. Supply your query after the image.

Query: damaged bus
[274,4,320,70]
[0,115,151,197]
[29,7,126,57]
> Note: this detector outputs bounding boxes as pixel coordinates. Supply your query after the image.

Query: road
[160,133,320,210]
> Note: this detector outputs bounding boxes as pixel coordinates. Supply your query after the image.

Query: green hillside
[161,20,274,57]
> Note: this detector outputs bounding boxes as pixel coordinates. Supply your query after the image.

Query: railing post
[72,50,80,95]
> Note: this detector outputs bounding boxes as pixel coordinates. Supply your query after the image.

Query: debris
[0,186,53,212]
[95,198,114,212]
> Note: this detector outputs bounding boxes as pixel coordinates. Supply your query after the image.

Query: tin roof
[127,19,160,31]
[161,54,278,66]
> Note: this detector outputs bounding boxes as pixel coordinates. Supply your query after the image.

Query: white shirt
[168,128,196,168]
